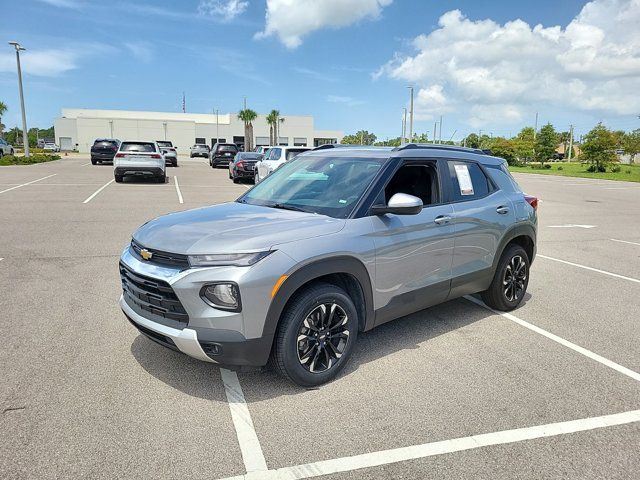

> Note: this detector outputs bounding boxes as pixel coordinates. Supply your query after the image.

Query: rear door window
[447,161,493,202]
[268,148,282,160]
[286,149,308,160]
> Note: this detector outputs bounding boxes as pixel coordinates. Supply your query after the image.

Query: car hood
[133,202,345,254]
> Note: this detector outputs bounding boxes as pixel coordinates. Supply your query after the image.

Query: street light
[407,86,414,143]
[9,41,29,157]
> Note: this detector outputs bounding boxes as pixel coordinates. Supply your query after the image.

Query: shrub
[626,169,632,174]
[610,165,621,173]
[586,164,606,173]
[557,165,563,170]
[544,164,551,169]
[0,154,60,166]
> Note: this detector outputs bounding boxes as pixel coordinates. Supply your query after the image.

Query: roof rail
[312,143,342,151]
[393,143,486,154]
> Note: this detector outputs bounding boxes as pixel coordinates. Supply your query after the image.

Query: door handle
[496,206,510,215]
[434,215,451,225]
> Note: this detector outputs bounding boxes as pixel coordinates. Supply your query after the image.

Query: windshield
[157,141,172,147]
[217,145,237,153]
[239,155,384,218]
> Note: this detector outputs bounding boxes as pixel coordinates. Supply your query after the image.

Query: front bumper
[119,245,296,367]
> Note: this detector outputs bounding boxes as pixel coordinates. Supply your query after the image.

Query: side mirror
[371,193,423,216]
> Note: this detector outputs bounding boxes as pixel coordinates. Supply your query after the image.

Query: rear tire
[272,283,358,387]
[158,174,166,184]
[91,159,97,165]
[481,244,530,311]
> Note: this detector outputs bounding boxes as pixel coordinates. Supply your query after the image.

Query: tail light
[524,194,538,211]
[115,153,125,158]
[151,154,162,159]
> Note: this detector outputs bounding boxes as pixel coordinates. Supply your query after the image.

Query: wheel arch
[493,223,536,273]
[262,256,375,338]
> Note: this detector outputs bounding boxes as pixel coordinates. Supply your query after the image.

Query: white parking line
[80,162,91,166]
[83,179,114,204]
[0,174,57,195]
[610,238,640,247]
[465,295,640,382]
[537,254,640,284]
[174,176,184,204]
[220,368,268,473]
[220,409,640,480]
[243,184,251,190]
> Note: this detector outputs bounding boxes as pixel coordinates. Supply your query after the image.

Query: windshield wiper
[269,202,313,213]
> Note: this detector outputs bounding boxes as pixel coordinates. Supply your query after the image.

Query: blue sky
[2,0,639,141]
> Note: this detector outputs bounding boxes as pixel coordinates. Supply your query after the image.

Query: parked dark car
[209,142,239,167]
[91,139,121,164]
[229,152,263,183]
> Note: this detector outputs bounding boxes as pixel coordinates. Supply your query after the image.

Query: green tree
[622,129,640,164]
[535,123,557,166]
[0,101,6,138]
[462,133,480,148]
[513,127,535,163]
[237,108,257,151]
[265,110,279,145]
[342,130,376,145]
[488,137,518,165]
[580,123,617,172]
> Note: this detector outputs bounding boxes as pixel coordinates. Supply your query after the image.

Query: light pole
[407,86,414,143]
[214,108,219,143]
[9,41,29,157]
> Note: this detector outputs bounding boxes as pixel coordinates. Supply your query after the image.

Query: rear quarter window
[486,163,522,193]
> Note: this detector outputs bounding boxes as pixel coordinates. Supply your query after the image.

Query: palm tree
[266,110,279,145]
[237,108,257,151]
[0,101,7,138]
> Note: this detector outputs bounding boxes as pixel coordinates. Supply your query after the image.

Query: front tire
[157,173,166,183]
[114,175,123,183]
[91,159,97,165]
[272,283,358,387]
[481,244,530,311]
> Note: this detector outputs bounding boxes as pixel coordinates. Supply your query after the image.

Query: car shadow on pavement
[130,295,531,400]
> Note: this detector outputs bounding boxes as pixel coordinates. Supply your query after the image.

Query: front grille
[130,239,190,269]
[120,262,189,326]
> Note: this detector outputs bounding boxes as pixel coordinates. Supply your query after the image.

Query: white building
[54,108,343,153]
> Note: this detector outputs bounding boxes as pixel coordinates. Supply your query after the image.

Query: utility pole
[182,92,186,113]
[401,108,407,145]
[9,41,29,157]
[567,124,574,161]
[533,112,538,140]
[433,122,437,144]
[439,115,443,144]
[407,86,414,143]
[215,108,219,143]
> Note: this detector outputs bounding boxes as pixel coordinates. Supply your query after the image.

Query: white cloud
[124,41,154,63]
[198,0,248,21]
[326,94,365,106]
[256,0,393,49]
[377,0,640,127]
[36,0,83,8]
[0,44,114,77]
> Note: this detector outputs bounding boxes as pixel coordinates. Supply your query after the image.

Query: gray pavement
[1,158,639,479]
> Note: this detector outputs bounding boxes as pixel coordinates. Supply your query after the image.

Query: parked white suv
[255,146,310,183]
[114,141,166,183]
[0,138,15,157]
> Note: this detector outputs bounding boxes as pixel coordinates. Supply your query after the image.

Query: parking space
[1,158,639,479]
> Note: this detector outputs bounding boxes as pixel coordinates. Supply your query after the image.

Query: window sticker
[454,164,474,196]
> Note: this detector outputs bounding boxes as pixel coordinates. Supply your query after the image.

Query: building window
[256,136,269,146]
[278,137,288,146]
[195,137,205,144]
[212,138,226,146]
[314,138,337,147]
[293,137,307,147]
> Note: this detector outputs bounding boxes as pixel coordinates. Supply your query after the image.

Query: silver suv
[119,144,537,386]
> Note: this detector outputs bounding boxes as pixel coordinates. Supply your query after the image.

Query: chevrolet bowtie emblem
[140,248,153,260]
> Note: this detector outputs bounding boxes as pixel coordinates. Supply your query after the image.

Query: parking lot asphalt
[1,157,639,479]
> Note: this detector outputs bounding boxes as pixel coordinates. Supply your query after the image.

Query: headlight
[188,251,273,267]
[200,283,241,311]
